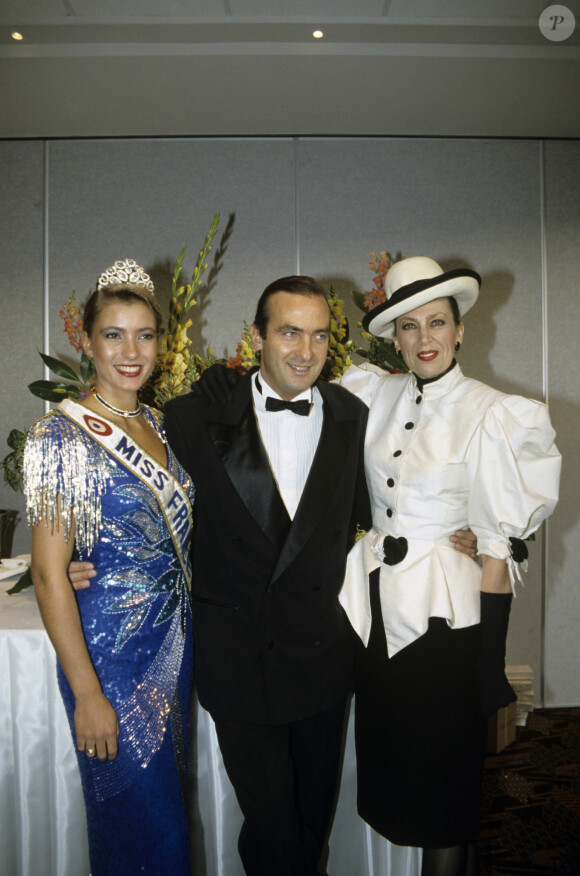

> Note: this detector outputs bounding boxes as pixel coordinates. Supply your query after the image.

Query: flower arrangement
[1,431,27,493]
[350,250,407,374]
[60,294,84,354]
[324,287,354,380]
[226,322,260,374]
[1,238,401,493]
[152,214,221,405]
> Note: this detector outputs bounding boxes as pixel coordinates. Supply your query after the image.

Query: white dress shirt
[337,362,561,658]
[252,371,324,519]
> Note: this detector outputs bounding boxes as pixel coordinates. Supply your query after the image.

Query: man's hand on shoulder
[192,364,240,404]
[68,561,96,590]
[450,529,478,559]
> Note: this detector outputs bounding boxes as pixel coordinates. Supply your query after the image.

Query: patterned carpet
[476,708,580,875]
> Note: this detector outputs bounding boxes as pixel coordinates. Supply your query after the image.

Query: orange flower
[364,251,390,311]
[59,294,84,354]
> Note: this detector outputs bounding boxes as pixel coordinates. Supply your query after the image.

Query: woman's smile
[417,350,438,362]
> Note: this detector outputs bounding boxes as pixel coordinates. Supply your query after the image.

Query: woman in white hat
[337,257,561,875]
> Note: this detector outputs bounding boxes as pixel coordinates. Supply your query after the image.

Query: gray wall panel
[0,141,46,557]
[0,135,576,704]
[46,138,297,365]
[544,141,580,707]
[298,138,545,391]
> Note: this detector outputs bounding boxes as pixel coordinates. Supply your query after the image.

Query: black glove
[191,364,240,403]
[478,591,517,718]
[509,536,529,563]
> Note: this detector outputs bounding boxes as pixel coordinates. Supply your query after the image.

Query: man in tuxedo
[163,275,370,875]
[69,274,476,875]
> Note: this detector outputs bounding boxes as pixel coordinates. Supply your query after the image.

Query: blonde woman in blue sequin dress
[23,261,195,876]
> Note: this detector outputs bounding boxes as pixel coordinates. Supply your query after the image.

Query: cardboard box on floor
[486,701,517,753]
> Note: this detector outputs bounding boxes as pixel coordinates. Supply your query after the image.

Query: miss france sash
[60,399,193,586]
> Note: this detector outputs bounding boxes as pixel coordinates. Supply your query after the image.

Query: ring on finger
[86,747,96,757]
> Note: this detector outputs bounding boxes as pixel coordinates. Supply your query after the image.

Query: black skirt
[354,569,487,849]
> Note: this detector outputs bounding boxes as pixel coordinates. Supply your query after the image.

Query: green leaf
[1,427,27,492]
[5,468,22,492]
[368,337,406,372]
[184,214,220,310]
[38,352,81,382]
[28,380,82,402]
[7,429,26,450]
[79,352,95,383]
[350,290,368,313]
[1,453,21,491]
[351,344,369,360]
[172,244,187,291]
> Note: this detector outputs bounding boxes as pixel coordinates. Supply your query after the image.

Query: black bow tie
[265,396,311,416]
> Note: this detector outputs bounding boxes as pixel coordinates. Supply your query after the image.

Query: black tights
[421,842,479,876]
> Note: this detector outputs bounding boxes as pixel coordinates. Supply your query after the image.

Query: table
[1,566,420,876]
[0,563,88,876]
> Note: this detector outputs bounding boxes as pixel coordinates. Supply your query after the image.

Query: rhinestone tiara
[97,259,155,294]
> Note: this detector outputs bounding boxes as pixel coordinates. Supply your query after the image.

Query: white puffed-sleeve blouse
[337,362,561,658]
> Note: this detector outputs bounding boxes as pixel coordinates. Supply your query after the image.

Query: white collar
[408,362,464,401]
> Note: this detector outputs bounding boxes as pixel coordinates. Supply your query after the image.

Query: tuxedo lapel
[271,391,356,582]
[207,376,290,547]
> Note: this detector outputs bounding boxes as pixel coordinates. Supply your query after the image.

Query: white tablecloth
[0,567,420,876]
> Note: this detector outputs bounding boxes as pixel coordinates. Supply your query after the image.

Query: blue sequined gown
[24,403,195,876]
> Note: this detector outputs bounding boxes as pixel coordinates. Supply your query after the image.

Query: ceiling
[1,0,579,139]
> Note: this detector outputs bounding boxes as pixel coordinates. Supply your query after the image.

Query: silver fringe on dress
[23,409,114,552]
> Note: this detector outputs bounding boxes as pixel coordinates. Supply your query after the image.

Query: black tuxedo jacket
[164,373,370,725]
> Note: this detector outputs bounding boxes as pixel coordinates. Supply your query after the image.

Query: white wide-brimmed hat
[363,256,481,340]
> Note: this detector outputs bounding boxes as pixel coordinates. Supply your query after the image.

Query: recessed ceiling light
[11,31,24,41]
[313,30,324,39]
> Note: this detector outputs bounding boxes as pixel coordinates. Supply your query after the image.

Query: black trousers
[214,698,348,876]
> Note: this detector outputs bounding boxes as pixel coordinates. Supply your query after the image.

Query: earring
[454,341,461,352]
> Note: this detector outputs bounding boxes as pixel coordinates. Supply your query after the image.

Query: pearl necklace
[92,389,142,419]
